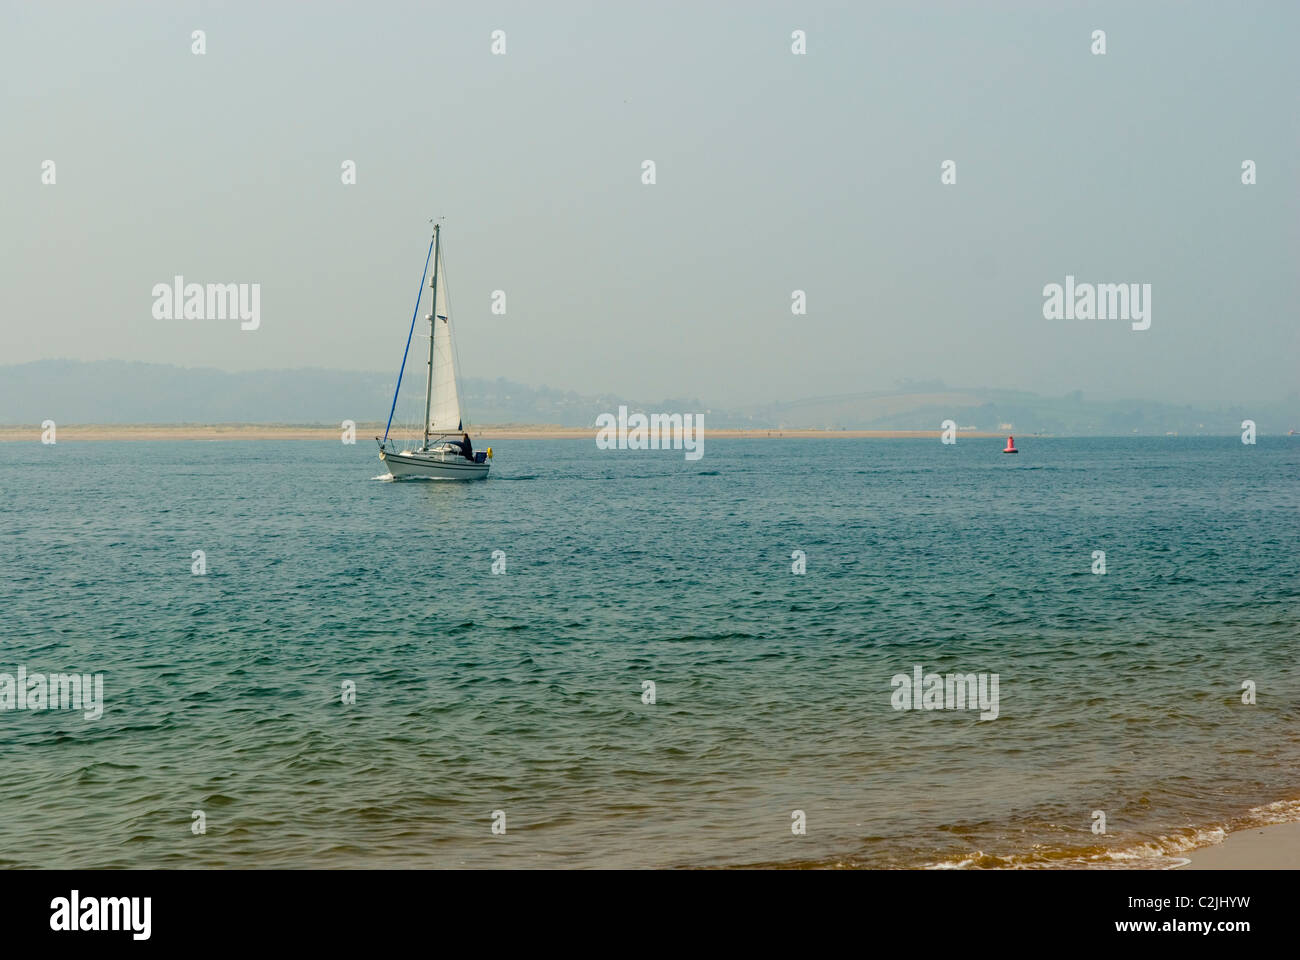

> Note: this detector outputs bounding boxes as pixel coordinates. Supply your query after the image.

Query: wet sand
[1178,822,1300,870]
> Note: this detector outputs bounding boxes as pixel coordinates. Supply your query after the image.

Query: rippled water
[1,436,1297,868]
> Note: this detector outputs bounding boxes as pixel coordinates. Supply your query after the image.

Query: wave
[920,796,1300,870]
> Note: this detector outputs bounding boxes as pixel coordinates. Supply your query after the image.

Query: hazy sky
[4,1,1297,408]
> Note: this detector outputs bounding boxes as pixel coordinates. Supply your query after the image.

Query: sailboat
[376,223,492,480]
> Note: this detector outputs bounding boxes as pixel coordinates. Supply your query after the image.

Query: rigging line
[383,233,437,443]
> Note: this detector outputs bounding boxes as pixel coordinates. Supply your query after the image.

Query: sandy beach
[0,423,1010,442]
[1178,822,1300,870]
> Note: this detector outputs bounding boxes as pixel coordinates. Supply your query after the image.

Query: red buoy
[1003,435,1018,454]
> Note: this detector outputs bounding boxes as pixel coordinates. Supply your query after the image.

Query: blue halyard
[382,233,436,444]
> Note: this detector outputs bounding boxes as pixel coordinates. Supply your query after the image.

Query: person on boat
[459,431,475,461]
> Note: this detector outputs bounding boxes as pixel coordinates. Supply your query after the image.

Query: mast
[421,223,441,450]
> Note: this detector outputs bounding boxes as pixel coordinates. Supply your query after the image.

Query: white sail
[428,245,462,434]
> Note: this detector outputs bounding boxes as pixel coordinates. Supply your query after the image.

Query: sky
[3,0,1297,409]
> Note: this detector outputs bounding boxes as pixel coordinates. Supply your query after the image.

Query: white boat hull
[380,448,490,480]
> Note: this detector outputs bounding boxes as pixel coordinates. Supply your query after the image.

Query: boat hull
[380,449,490,480]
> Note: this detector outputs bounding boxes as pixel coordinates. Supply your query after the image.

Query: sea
[1,436,1297,868]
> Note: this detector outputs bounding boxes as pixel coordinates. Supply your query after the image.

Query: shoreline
[1126,797,1300,870]
[0,424,1014,442]
[1176,820,1300,870]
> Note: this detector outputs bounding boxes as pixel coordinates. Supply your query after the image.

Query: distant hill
[1,360,1296,435]
[0,360,705,428]
[750,385,1300,436]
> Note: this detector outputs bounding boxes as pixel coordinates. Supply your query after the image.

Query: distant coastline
[0,424,1014,442]
[6,362,1294,437]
